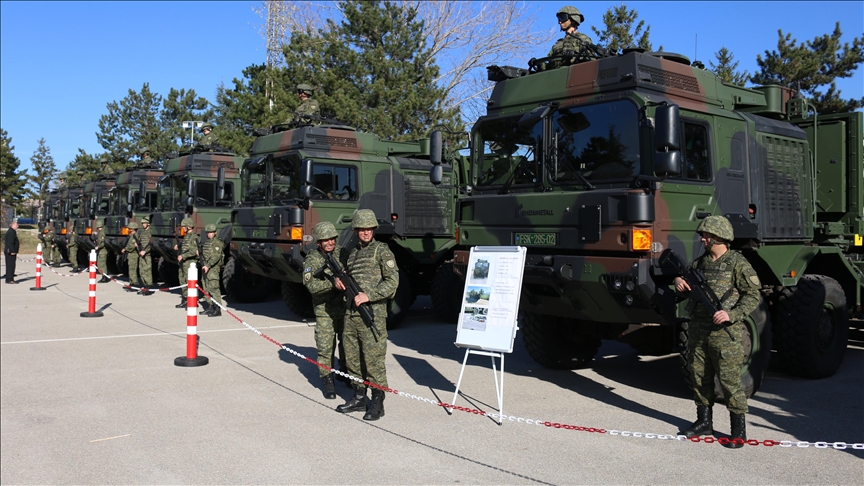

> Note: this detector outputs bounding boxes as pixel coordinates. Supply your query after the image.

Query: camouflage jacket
[688,250,761,325]
[95,230,106,251]
[137,227,152,254]
[344,239,399,316]
[296,98,320,117]
[124,232,138,252]
[548,31,593,56]
[201,236,224,269]
[303,246,347,317]
[180,231,200,262]
[199,132,219,148]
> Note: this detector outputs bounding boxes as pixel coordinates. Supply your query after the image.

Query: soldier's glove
[562,49,576,58]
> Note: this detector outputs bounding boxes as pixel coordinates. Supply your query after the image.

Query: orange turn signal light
[61,228,68,235]
[121,227,130,236]
[631,229,652,251]
[85,228,92,235]
[290,227,303,241]
[179,226,187,237]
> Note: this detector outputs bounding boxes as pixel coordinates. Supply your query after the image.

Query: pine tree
[27,138,57,207]
[96,83,172,166]
[591,4,660,55]
[751,23,863,114]
[710,47,749,87]
[161,88,215,149]
[0,128,30,211]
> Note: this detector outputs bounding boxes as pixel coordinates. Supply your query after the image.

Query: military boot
[682,405,713,438]
[175,297,187,308]
[724,412,746,449]
[208,306,221,317]
[98,276,110,283]
[363,389,386,421]
[321,374,336,400]
[336,385,367,413]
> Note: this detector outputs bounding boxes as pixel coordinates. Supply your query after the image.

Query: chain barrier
[193,288,863,450]
[16,255,38,263]
[40,263,84,278]
[94,265,188,292]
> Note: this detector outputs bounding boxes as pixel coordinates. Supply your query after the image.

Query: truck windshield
[157,176,187,211]
[271,157,299,204]
[243,156,299,205]
[473,116,539,187]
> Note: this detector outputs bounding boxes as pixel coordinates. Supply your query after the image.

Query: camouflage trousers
[97,249,109,275]
[202,265,222,306]
[179,259,197,298]
[67,241,79,268]
[687,320,748,414]
[342,310,388,388]
[44,244,58,264]
[128,252,153,287]
[314,314,345,378]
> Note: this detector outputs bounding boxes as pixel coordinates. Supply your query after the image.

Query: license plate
[514,233,557,246]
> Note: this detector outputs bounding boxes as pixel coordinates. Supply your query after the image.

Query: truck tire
[678,298,771,398]
[222,257,273,304]
[386,270,415,330]
[281,281,314,318]
[521,312,601,369]
[431,262,462,323]
[771,275,849,378]
[158,259,179,287]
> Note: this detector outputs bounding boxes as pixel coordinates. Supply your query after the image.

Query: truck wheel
[771,275,849,378]
[281,281,314,318]
[158,259,179,287]
[387,270,415,330]
[678,297,772,398]
[521,312,601,369]
[431,262,463,323]
[222,257,273,304]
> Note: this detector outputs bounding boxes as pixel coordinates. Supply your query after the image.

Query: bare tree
[254,1,554,125]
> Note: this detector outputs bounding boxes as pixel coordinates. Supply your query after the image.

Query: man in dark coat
[4,219,20,284]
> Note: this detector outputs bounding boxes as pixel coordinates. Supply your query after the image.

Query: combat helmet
[127,222,139,230]
[313,221,338,241]
[351,209,378,229]
[696,215,734,242]
[141,216,150,224]
[557,6,584,26]
[139,146,150,156]
[201,122,214,131]
[95,218,105,227]
[296,83,315,96]
[205,224,217,232]
[181,217,195,228]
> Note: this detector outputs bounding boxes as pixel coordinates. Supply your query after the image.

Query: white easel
[451,348,505,425]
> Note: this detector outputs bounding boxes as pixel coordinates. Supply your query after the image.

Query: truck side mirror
[95,193,103,215]
[299,158,313,209]
[653,104,682,177]
[216,166,226,201]
[138,182,146,207]
[429,130,443,186]
[186,178,195,208]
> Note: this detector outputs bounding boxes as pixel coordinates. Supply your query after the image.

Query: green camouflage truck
[146,149,272,301]
[429,49,863,396]
[71,175,116,262]
[230,123,459,327]
[45,183,84,263]
[103,162,164,276]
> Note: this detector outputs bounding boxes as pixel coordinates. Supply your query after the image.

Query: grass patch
[1,229,43,254]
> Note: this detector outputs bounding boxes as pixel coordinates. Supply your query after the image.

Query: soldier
[291,83,321,123]
[43,223,59,266]
[122,222,141,292]
[334,209,399,421]
[67,223,80,272]
[136,217,154,295]
[198,123,219,150]
[673,215,761,449]
[94,218,110,283]
[200,224,224,317]
[548,6,594,60]
[303,221,347,399]
[139,146,153,165]
[175,217,200,308]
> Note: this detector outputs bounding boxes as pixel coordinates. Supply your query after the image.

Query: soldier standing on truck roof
[200,224,224,317]
[334,209,399,421]
[548,6,594,61]
[303,221,348,400]
[289,83,321,124]
[198,123,219,151]
[139,146,153,165]
[175,217,200,309]
[673,215,761,449]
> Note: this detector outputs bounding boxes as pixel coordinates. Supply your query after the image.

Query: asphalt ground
[2,255,863,485]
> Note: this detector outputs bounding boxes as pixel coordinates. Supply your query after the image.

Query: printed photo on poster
[462,306,488,331]
[464,286,491,305]
[470,258,490,284]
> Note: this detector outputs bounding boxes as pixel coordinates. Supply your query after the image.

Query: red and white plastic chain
[41,263,84,277]
[94,265,188,292]
[16,255,38,263]
[196,283,864,450]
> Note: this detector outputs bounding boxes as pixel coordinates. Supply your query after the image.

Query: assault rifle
[315,250,379,341]
[659,249,735,341]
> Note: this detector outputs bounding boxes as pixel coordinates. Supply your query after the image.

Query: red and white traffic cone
[174,263,208,367]
[30,243,46,291]
[80,250,103,318]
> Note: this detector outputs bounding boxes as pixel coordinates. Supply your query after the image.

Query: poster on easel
[455,246,527,353]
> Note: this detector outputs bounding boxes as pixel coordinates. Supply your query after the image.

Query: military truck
[429,49,863,396]
[71,174,116,265]
[230,122,460,327]
[146,148,272,302]
[103,162,164,276]
[45,183,85,264]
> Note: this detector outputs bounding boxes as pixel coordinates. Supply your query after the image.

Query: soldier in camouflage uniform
[200,224,224,317]
[135,217,154,295]
[548,6,595,62]
[198,123,219,151]
[122,222,141,291]
[334,209,399,421]
[289,83,321,124]
[42,223,58,266]
[175,217,200,308]
[139,146,153,165]
[673,215,760,449]
[67,224,81,272]
[303,221,347,399]
[94,218,110,283]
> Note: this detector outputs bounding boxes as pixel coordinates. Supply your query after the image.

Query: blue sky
[2,1,862,176]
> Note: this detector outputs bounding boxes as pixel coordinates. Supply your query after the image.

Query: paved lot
[2,256,863,485]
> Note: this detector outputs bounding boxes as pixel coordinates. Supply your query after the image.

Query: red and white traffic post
[80,250,103,318]
[30,243,46,291]
[174,263,208,367]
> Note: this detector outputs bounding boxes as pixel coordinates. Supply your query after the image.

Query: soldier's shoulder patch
[304,272,311,282]
[386,259,396,268]
[748,275,761,286]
